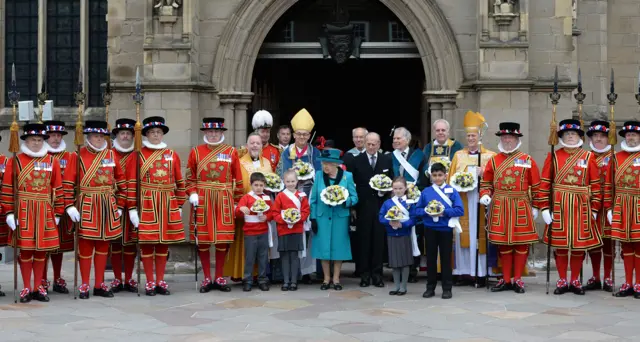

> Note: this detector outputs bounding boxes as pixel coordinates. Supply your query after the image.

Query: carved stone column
[424,90,459,141]
[220,102,235,145]
[234,103,249,147]
[218,92,254,147]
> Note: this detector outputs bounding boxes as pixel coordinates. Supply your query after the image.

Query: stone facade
[1,0,639,264]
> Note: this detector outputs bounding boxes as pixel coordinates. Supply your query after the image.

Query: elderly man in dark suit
[347,132,393,287]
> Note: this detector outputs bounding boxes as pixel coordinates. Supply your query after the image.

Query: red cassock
[63,147,126,241]
[610,150,640,242]
[1,153,64,251]
[113,148,137,245]
[49,150,74,252]
[263,144,281,172]
[185,144,243,244]
[593,151,613,238]
[126,147,187,243]
[539,148,602,250]
[480,151,542,245]
[0,154,9,247]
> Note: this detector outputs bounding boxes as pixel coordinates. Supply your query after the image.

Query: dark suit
[349,151,393,284]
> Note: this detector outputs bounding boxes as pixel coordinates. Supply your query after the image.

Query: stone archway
[211,0,464,145]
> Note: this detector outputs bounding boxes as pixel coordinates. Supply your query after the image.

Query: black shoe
[603,279,613,293]
[110,282,124,294]
[19,293,31,303]
[359,279,370,287]
[79,291,89,299]
[146,288,156,296]
[333,283,343,291]
[93,287,115,298]
[289,284,298,291]
[513,280,526,294]
[454,278,472,286]
[408,275,418,283]
[569,281,585,295]
[258,283,269,291]
[389,290,399,295]
[31,290,50,302]
[320,282,330,290]
[0,290,5,297]
[53,283,69,294]
[212,281,232,292]
[473,277,487,288]
[155,286,170,295]
[584,278,602,291]
[442,290,452,299]
[124,282,138,293]
[302,275,313,285]
[422,289,435,298]
[396,291,406,296]
[615,286,634,297]
[281,283,290,291]
[491,280,512,292]
[372,277,385,288]
[554,286,569,295]
[199,280,215,293]
[243,283,252,292]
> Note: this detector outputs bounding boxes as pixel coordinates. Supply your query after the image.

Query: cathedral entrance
[250,58,424,150]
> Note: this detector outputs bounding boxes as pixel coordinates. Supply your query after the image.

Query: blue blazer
[379,197,415,237]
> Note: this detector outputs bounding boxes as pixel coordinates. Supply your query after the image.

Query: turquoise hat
[318,148,343,163]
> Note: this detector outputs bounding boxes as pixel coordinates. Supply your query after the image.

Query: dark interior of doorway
[250,58,424,152]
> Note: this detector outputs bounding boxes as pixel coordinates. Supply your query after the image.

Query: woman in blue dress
[310,148,358,290]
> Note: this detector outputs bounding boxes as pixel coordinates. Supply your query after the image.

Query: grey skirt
[278,233,304,252]
[387,235,413,268]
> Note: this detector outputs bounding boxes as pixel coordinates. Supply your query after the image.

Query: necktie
[370,155,376,169]
[401,151,407,159]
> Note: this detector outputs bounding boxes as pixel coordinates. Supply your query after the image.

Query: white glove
[479,195,491,206]
[189,193,199,207]
[6,214,16,231]
[55,216,60,225]
[532,208,539,220]
[129,209,140,228]
[179,208,182,218]
[66,206,81,223]
[542,210,552,225]
[117,209,123,218]
[592,212,597,220]
[607,210,613,225]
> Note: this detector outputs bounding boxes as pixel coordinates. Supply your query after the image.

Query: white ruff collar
[143,140,167,150]
[20,143,48,158]
[46,140,67,153]
[622,140,640,153]
[113,139,134,153]
[204,135,225,145]
[559,138,584,149]
[589,141,611,154]
[498,140,522,154]
[86,139,107,152]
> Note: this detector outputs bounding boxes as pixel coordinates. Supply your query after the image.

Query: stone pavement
[0,258,637,342]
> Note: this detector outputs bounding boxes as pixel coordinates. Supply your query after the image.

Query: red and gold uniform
[609,121,640,297]
[40,120,73,294]
[0,154,8,248]
[1,123,64,302]
[187,117,243,292]
[126,117,187,295]
[109,118,138,293]
[540,120,602,294]
[63,120,126,299]
[584,121,615,292]
[479,122,541,293]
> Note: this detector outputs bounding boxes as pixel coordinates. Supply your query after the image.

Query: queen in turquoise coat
[310,148,358,289]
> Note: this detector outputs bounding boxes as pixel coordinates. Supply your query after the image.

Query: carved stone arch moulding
[210,0,464,94]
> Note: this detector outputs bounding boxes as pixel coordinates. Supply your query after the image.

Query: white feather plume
[252,110,273,129]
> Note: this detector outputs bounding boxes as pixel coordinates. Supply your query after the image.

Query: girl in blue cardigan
[379,177,417,296]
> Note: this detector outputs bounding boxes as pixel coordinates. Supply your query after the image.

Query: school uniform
[414,183,464,296]
[235,191,273,288]
[273,189,311,287]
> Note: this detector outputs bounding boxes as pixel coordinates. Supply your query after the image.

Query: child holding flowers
[378,176,417,296]
[272,170,310,291]
[414,162,464,299]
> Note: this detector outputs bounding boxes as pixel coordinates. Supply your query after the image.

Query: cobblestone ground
[0,258,637,342]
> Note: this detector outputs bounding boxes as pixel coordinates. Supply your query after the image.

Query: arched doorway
[211,0,464,147]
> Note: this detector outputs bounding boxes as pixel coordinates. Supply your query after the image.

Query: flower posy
[264,173,284,192]
[385,205,404,221]
[369,174,392,192]
[451,171,476,192]
[282,208,301,228]
[321,185,348,206]
[293,160,314,180]
[406,183,421,203]
[251,198,270,213]
[425,200,444,216]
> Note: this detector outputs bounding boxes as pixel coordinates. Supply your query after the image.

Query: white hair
[394,127,411,142]
[432,119,451,131]
[352,127,368,136]
[247,132,261,143]
[365,132,380,142]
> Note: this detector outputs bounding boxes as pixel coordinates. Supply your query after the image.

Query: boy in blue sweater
[414,162,464,299]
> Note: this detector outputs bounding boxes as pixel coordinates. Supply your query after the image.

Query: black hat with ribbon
[83,120,109,135]
[142,116,169,135]
[112,118,136,135]
[44,120,68,136]
[201,117,227,131]
[495,122,523,137]
[21,123,49,140]
[557,119,584,138]
[619,120,640,137]
[586,120,609,137]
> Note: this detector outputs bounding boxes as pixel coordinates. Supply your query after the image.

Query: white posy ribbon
[393,149,419,181]
[391,196,420,257]
[283,189,308,258]
[432,185,462,234]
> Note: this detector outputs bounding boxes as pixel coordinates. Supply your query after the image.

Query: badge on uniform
[0,163,6,173]
[60,160,67,168]
[101,159,116,167]
[35,162,52,171]
[217,153,231,163]
[514,159,531,168]
[444,187,453,194]
[633,158,640,167]
[603,157,610,166]
[271,154,276,162]
[576,159,587,168]
[164,153,173,161]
